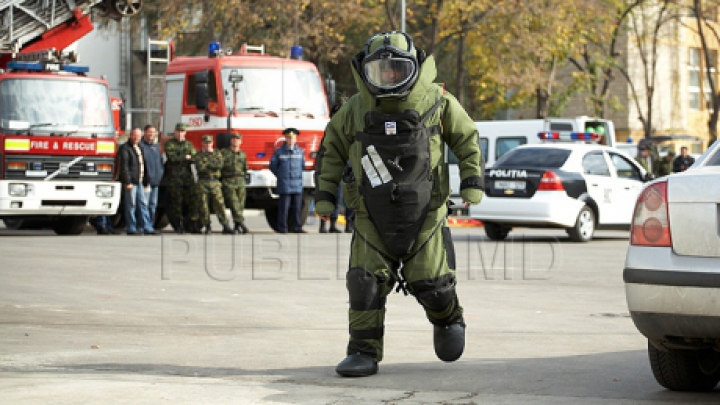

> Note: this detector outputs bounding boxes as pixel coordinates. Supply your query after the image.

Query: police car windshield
[0,79,115,137]
[494,147,571,168]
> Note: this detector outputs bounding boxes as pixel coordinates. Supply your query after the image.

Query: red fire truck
[0,1,140,234]
[159,43,334,231]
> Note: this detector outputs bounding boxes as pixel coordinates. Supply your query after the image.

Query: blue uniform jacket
[269,143,305,194]
[140,138,165,187]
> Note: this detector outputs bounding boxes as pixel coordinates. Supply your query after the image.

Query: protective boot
[329,220,341,233]
[203,224,212,234]
[319,220,328,233]
[222,224,234,234]
[433,322,466,362]
[335,354,378,377]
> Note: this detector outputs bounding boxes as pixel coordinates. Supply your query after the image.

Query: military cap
[667,150,676,157]
[175,122,187,131]
[202,135,213,143]
[231,132,243,139]
[282,127,300,137]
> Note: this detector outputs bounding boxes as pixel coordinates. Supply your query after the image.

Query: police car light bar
[6,61,89,73]
[537,131,601,142]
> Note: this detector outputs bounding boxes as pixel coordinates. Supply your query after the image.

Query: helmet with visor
[361,31,419,98]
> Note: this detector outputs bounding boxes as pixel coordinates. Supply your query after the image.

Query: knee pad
[346,267,384,311]
[411,274,457,312]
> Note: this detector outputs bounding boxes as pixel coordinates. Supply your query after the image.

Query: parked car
[469,142,650,242]
[624,139,720,391]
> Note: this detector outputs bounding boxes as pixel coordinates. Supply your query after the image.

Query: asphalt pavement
[1,213,718,403]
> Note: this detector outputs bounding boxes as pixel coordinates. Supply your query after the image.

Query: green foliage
[139,0,643,119]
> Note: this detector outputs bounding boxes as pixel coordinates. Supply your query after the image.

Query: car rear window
[494,147,571,168]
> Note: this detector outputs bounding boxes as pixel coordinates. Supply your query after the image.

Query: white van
[447,117,616,208]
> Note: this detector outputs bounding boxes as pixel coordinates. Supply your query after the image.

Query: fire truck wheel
[3,218,25,230]
[52,216,90,235]
[154,209,170,230]
[264,198,310,232]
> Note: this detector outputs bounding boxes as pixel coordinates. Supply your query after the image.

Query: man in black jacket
[673,146,695,173]
[119,128,150,235]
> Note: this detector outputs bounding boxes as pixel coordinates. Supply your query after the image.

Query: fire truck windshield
[0,78,114,137]
[221,67,328,118]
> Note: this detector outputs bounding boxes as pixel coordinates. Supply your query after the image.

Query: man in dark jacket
[269,128,306,233]
[673,146,695,172]
[139,124,163,234]
[118,127,149,235]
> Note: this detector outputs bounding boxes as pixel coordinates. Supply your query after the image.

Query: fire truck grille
[4,155,114,181]
[42,200,87,207]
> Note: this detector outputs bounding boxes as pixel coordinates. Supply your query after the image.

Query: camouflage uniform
[193,144,229,228]
[220,147,248,224]
[164,136,198,230]
[656,153,675,177]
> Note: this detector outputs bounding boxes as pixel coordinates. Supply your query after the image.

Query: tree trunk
[456,31,466,107]
[536,88,549,118]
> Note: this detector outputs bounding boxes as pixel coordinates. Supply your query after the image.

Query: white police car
[470,132,651,242]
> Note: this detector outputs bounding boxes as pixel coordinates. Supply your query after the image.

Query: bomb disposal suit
[314,32,484,377]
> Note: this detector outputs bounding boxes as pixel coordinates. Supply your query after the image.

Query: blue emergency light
[290,45,303,60]
[209,41,222,57]
[6,61,89,73]
[538,131,601,142]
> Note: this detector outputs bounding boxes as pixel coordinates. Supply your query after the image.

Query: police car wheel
[484,222,510,241]
[648,340,720,391]
[566,205,595,243]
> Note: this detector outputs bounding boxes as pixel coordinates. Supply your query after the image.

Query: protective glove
[461,188,483,206]
[315,200,336,217]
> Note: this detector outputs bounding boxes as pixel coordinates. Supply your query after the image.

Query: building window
[690,48,700,110]
[707,50,717,110]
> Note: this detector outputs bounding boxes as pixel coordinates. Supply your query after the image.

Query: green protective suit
[314,51,484,362]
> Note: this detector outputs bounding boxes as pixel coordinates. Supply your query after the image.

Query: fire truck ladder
[144,38,170,124]
[0,0,141,53]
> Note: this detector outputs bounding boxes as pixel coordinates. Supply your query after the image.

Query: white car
[624,140,720,391]
[470,142,651,242]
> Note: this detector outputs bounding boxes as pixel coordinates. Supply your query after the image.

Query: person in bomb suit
[220,132,250,234]
[193,135,233,234]
[314,31,484,377]
[163,122,199,234]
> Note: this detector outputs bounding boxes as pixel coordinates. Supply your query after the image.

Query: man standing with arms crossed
[164,123,198,234]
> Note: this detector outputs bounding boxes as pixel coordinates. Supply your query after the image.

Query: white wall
[72,21,124,99]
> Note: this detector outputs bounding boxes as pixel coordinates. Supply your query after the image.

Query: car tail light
[537,171,565,191]
[630,181,671,247]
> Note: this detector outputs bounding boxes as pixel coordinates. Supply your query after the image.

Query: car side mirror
[644,172,655,182]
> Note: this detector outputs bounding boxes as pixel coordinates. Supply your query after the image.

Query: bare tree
[615,0,677,139]
[691,0,720,147]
